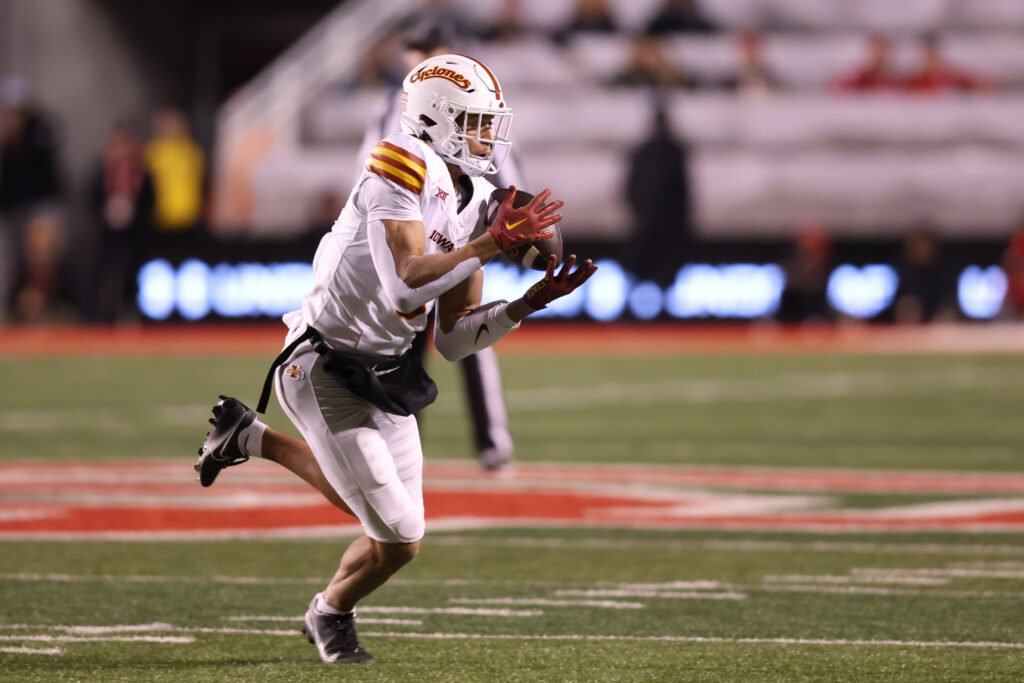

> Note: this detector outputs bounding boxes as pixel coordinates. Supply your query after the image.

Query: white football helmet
[400,53,513,177]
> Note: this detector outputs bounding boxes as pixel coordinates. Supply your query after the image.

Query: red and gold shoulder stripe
[366,141,427,195]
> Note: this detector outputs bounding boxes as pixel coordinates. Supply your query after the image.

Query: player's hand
[487,185,563,252]
[523,254,598,311]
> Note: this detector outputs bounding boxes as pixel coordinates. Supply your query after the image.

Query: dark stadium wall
[2,0,164,202]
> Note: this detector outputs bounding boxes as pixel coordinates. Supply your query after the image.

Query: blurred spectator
[144,107,205,259]
[89,124,155,323]
[487,0,530,43]
[646,0,718,35]
[608,35,692,89]
[348,34,406,89]
[724,31,780,96]
[831,34,899,92]
[555,0,617,43]
[624,101,691,287]
[1001,221,1024,320]
[11,212,73,323]
[0,74,62,322]
[903,34,994,94]
[893,229,954,323]
[777,221,834,323]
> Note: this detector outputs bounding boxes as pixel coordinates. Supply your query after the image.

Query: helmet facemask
[448,104,513,177]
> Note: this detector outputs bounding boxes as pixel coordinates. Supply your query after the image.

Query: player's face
[463,114,494,157]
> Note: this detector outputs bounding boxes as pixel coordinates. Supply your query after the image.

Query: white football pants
[274,341,425,543]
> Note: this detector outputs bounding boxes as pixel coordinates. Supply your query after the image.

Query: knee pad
[360,479,424,543]
[386,504,425,544]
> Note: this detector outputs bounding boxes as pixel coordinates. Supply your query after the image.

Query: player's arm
[384,218,501,288]
[366,218,500,314]
[433,254,597,362]
[367,186,564,314]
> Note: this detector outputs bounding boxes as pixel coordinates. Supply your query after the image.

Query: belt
[256,327,317,414]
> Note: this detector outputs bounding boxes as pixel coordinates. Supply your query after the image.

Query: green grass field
[2,347,1024,681]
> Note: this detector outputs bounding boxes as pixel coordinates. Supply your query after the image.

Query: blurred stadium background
[3,1,1024,679]
[3,0,1024,325]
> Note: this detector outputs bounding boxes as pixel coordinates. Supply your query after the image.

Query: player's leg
[195,395,352,515]
[262,429,351,514]
[323,533,420,612]
[276,345,425,663]
[321,404,425,611]
[459,346,513,470]
[308,412,424,610]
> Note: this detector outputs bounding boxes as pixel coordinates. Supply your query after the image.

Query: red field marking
[2,323,1024,356]
[3,460,1024,538]
[426,461,1024,495]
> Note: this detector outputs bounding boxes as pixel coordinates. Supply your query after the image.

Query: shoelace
[322,613,362,650]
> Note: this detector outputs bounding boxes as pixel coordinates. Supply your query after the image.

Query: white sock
[316,594,351,617]
[238,420,267,459]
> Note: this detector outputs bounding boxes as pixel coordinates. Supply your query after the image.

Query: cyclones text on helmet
[400,53,512,177]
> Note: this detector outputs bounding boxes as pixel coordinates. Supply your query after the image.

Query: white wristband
[433,301,520,361]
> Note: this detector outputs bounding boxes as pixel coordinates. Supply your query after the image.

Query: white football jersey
[285,132,494,356]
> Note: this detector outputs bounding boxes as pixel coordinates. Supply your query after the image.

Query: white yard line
[1,572,1020,604]
[0,509,64,523]
[0,526,368,541]
[0,646,62,655]
[610,581,726,590]
[226,615,423,626]
[751,585,1024,598]
[359,606,542,617]
[0,572,594,588]
[5,623,1024,651]
[448,598,646,610]
[430,536,1024,556]
[174,627,305,636]
[358,631,1024,649]
[851,498,1024,519]
[61,623,176,634]
[0,634,194,643]
[853,567,1024,580]
[0,572,323,585]
[763,574,949,586]
[555,589,747,601]
[950,561,1024,568]
[3,566,1023,595]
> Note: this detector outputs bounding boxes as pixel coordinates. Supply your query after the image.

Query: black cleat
[302,594,376,664]
[194,396,256,487]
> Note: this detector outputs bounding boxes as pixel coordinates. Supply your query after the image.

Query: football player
[194,53,596,665]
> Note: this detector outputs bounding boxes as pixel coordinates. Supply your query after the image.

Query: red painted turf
[4,460,1024,536]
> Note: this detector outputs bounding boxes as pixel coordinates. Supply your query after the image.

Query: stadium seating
[220,0,1024,239]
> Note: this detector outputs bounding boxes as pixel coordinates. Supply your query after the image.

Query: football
[484,188,563,271]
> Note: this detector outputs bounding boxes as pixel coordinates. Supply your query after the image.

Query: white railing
[211,0,419,231]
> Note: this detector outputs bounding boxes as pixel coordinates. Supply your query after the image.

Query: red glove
[487,186,564,252]
[523,254,598,311]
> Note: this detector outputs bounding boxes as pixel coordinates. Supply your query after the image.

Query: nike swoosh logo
[474,324,489,343]
[373,365,401,376]
[504,218,526,231]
